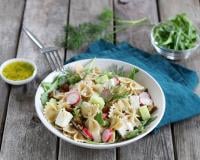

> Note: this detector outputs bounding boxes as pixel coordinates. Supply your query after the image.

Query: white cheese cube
[130,95,140,109]
[103,79,116,89]
[55,109,73,128]
[91,130,101,142]
[117,117,134,138]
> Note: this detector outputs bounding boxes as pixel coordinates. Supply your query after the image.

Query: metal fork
[23,27,64,72]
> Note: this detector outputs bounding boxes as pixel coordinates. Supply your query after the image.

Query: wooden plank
[0,0,25,146]
[114,0,175,159]
[115,0,157,52]
[119,126,174,160]
[158,0,200,159]
[0,0,69,159]
[59,1,116,160]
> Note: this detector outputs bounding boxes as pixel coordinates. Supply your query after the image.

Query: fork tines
[41,47,63,72]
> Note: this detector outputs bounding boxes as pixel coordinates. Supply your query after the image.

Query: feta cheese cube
[55,109,73,128]
[117,117,134,138]
[130,95,140,109]
[103,79,116,89]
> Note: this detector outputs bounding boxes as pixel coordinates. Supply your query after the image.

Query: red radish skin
[101,88,111,100]
[113,77,120,85]
[139,92,152,105]
[102,129,113,142]
[102,113,108,119]
[82,128,93,140]
[66,92,81,105]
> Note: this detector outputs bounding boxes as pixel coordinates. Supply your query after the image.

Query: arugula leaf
[41,82,52,92]
[95,112,109,127]
[95,112,104,126]
[125,125,145,139]
[125,129,140,139]
[40,92,49,105]
[141,116,157,127]
[153,13,198,50]
[128,67,139,80]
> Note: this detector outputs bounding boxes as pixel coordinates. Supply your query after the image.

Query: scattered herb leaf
[58,9,148,50]
[95,112,110,127]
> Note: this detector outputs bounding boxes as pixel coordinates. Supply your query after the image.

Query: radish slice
[139,92,152,105]
[102,113,108,119]
[101,88,111,101]
[113,77,120,85]
[82,128,93,140]
[66,92,81,105]
[102,129,113,142]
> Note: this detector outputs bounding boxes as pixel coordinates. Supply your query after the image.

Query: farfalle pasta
[41,59,157,144]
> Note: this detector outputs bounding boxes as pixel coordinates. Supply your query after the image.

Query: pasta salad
[40,59,157,144]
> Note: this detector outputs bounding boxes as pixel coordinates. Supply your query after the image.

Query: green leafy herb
[141,116,157,127]
[59,9,148,50]
[110,86,129,101]
[40,69,81,105]
[128,67,139,80]
[108,64,139,79]
[41,82,52,92]
[95,112,109,127]
[72,106,82,123]
[40,75,67,105]
[108,65,126,77]
[153,13,199,50]
[95,112,104,126]
[63,68,81,85]
[125,129,140,139]
[87,140,101,144]
[102,71,115,79]
[125,125,145,139]
[40,92,49,105]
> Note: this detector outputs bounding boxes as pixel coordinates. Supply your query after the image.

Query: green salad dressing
[2,61,34,81]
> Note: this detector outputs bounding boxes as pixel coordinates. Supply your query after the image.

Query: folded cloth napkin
[65,40,200,128]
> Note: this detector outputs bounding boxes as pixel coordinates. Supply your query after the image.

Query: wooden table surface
[0,0,200,160]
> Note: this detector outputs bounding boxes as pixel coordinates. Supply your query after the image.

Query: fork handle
[23,27,44,49]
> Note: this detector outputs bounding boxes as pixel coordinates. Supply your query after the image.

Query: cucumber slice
[139,105,151,121]
[95,75,109,84]
[89,94,105,109]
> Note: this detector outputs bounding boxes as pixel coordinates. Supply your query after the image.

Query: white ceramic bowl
[0,58,37,85]
[35,59,165,149]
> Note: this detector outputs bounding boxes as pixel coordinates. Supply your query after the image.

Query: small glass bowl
[150,25,200,60]
[0,58,37,85]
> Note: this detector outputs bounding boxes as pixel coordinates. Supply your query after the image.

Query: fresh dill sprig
[111,86,129,100]
[58,9,148,50]
[63,68,81,85]
[128,67,139,80]
[108,64,139,79]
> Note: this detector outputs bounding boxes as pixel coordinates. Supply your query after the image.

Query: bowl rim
[35,58,166,149]
[0,58,37,85]
[151,24,200,54]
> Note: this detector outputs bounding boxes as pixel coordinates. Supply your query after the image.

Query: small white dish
[0,58,37,85]
[35,58,166,149]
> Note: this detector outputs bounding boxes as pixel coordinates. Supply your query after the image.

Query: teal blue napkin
[65,40,200,128]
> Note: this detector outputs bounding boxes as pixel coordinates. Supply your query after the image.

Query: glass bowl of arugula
[151,13,200,60]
